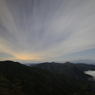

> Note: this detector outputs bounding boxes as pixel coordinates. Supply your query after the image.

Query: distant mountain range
[24,63,38,66]
[33,62,94,80]
[24,59,95,66]
[71,59,95,64]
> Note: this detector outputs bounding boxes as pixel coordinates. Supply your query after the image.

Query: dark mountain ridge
[34,62,92,80]
[0,60,80,95]
[75,63,95,71]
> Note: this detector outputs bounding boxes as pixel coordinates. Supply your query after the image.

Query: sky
[0,0,95,63]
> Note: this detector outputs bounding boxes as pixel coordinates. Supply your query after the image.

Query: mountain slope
[0,61,79,95]
[75,63,95,71]
[34,62,92,80]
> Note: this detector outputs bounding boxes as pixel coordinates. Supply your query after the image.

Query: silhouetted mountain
[24,63,38,66]
[0,61,81,95]
[75,63,95,71]
[34,62,92,80]
[71,59,95,64]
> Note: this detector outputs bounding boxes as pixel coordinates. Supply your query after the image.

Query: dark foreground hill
[0,61,95,95]
[0,61,82,95]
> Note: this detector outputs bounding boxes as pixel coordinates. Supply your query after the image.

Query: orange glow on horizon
[12,53,43,60]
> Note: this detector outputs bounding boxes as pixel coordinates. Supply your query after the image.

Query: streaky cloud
[0,0,95,62]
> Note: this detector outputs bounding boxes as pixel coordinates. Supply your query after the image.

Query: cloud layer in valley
[85,70,95,81]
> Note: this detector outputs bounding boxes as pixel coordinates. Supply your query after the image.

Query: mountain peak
[64,61,73,65]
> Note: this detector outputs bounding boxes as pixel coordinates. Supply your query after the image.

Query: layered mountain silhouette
[0,60,80,95]
[75,63,95,71]
[34,62,92,80]
[0,60,95,95]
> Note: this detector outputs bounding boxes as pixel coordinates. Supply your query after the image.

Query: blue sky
[0,0,95,63]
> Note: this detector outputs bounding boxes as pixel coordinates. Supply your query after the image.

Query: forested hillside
[0,61,80,95]
[34,62,92,80]
[0,61,95,95]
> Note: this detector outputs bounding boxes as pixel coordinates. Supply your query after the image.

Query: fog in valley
[85,70,95,81]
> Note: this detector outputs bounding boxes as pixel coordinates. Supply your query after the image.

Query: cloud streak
[0,0,95,62]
